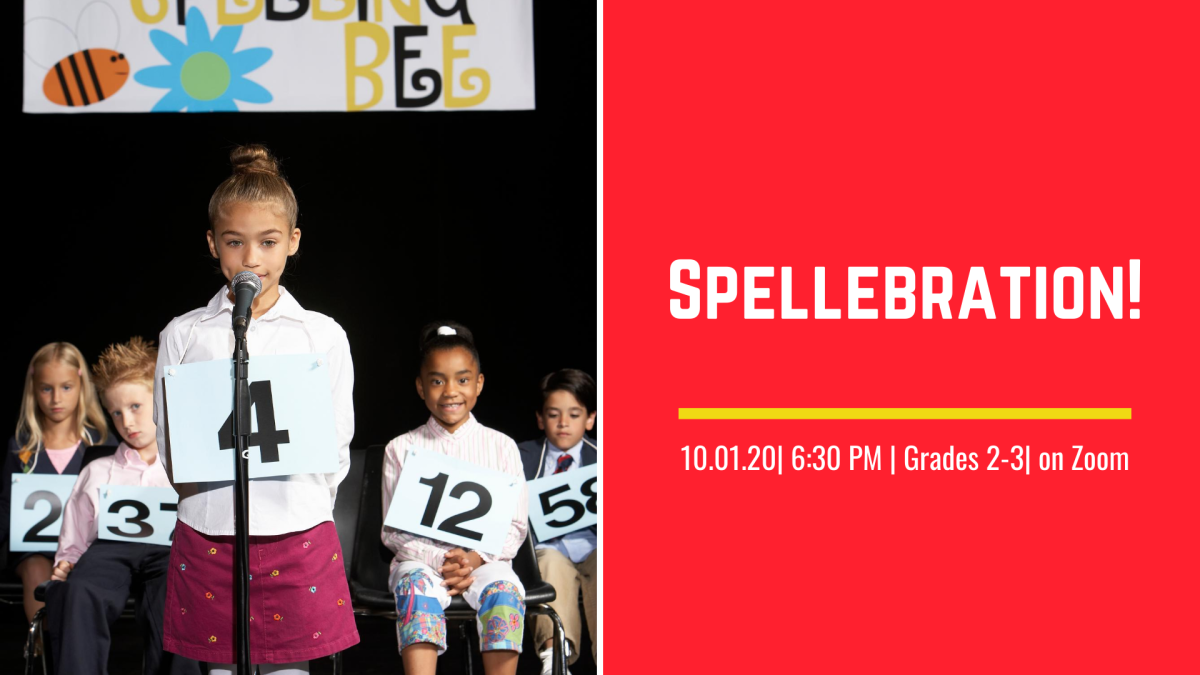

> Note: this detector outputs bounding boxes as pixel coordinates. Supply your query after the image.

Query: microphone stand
[232,317,252,675]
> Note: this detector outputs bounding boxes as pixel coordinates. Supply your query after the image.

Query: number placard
[9,474,77,552]
[96,485,180,546]
[163,354,339,483]
[384,446,522,556]
[527,465,598,541]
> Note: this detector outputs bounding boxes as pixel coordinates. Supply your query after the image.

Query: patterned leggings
[391,560,526,655]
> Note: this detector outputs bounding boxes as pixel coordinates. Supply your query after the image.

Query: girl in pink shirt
[1,342,107,623]
[44,338,200,675]
[381,321,529,675]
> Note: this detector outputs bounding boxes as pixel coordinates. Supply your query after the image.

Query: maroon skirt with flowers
[163,521,359,664]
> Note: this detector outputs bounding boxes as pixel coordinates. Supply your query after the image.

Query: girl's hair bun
[230,144,280,177]
[209,143,298,231]
[420,321,475,348]
[417,320,481,373]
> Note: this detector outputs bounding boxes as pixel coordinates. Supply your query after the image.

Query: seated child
[381,321,529,675]
[517,369,598,674]
[1,341,108,625]
[45,338,200,675]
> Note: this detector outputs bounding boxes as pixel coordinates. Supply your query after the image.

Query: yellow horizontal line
[679,408,1131,420]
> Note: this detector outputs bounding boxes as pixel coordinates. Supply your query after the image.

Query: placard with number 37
[97,485,179,547]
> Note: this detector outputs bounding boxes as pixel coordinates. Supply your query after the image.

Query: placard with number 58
[9,474,77,552]
[527,465,597,541]
[97,485,179,547]
[383,446,522,556]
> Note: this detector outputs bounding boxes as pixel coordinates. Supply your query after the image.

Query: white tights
[207,662,309,675]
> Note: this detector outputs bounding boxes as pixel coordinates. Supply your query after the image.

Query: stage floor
[0,602,596,674]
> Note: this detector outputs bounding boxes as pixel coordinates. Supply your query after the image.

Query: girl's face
[103,382,157,452]
[34,360,81,425]
[537,389,597,451]
[207,202,300,302]
[416,347,484,433]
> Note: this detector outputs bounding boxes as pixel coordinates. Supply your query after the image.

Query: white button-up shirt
[381,414,528,575]
[153,286,354,536]
[55,443,175,566]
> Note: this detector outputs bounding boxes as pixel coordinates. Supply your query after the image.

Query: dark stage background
[5,2,598,450]
[3,4,597,673]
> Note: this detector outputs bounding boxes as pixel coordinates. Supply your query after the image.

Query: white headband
[437,326,457,336]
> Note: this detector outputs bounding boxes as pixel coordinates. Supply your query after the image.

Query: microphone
[230,271,262,338]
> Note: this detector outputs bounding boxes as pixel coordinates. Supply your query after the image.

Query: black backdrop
[7,3,597,449]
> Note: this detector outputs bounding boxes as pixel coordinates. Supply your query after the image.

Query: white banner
[23,0,534,113]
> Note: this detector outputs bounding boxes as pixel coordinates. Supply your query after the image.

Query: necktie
[554,453,575,474]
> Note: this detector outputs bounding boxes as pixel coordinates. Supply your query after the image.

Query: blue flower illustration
[135,7,272,112]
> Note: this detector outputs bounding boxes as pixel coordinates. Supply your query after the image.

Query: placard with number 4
[527,465,597,541]
[384,446,523,556]
[97,485,180,547]
[163,353,340,483]
[9,474,77,552]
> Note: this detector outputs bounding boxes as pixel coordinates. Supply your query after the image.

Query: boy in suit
[517,369,597,675]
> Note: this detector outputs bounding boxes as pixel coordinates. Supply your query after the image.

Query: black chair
[348,445,568,675]
[333,449,367,580]
[325,447,367,675]
[0,552,24,606]
[14,445,119,674]
[26,447,368,675]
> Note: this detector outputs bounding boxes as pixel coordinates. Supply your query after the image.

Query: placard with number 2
[384,446,522,556]
[9,474,76,552]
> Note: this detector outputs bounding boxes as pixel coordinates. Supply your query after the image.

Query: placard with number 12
[383,446,523,556]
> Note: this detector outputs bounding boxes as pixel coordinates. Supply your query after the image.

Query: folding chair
[20,445,119,675]
[324,446,368,675]
[348,445,569,675]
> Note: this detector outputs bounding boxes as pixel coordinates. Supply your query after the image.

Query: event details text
[680,444,1129,474]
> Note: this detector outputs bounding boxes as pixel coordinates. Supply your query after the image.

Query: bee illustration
[25,2,128,108]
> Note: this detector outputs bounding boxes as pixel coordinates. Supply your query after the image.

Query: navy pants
[45,540,201,675]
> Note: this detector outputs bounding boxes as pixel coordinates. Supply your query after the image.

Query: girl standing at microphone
[153,145,358,675]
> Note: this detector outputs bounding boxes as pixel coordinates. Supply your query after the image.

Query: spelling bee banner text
[23,0,534,113]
